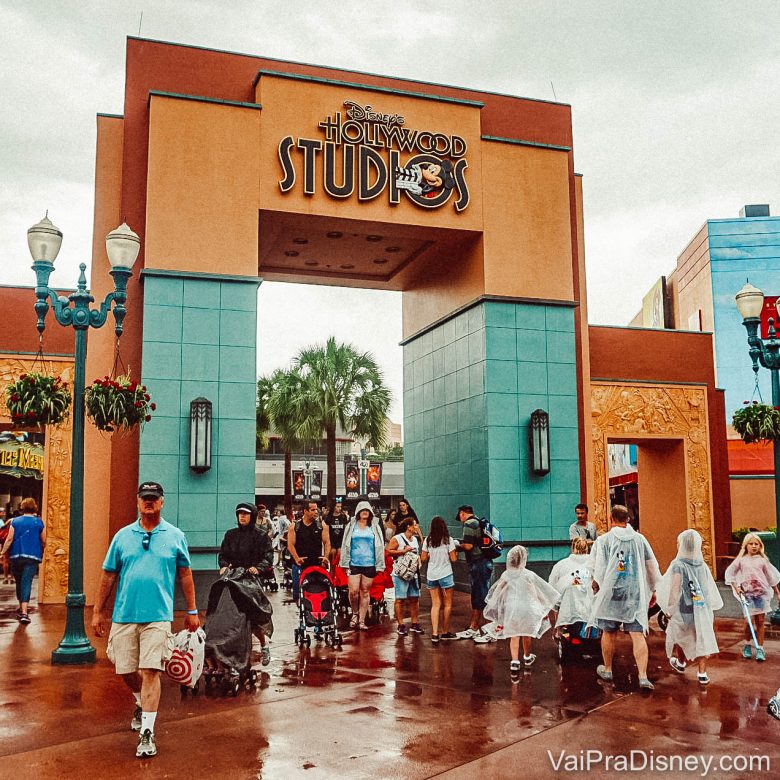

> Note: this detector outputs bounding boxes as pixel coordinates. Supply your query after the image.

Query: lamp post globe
[27,214,63,264]
[735,282,764,321]
[105,222,141,270]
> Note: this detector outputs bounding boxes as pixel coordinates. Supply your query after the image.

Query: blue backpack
[478,517,503,560]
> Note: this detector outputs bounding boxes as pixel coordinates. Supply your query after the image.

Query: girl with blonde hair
[725,533,780,661]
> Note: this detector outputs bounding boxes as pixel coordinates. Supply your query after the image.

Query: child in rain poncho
[725,533,780,662]
[656,529,722,685]
[548,538,595,629]
[483,545,559,675]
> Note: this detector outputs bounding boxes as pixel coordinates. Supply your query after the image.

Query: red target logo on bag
[165,628,205,687]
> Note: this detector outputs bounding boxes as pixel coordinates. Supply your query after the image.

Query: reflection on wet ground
[1,580,778,778]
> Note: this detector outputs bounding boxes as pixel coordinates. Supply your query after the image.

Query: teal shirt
[350,524,376,567]
[103,518,191,623]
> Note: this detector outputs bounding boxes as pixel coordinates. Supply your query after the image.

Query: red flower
[26,411,35,417]
[144,394,150,401]
[134,401,142,408]
[150,403,156,411]
[145,415,151,422]
[19,374,27,380]
[744,401,750,405]
[753,400,759,405]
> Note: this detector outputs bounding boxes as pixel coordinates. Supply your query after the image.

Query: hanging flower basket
[732,401,780,444]
[5,372,72,427]
[85,374,155,433]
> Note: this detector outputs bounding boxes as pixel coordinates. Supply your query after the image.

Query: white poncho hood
[588,524,661,633]
[548,553,595,627]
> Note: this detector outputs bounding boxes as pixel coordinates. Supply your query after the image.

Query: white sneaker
[261,645,271,666]
[473,632,497,643]
[136,729,157,758]
[456,628,479,639]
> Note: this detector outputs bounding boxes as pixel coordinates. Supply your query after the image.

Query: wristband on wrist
[187,609,198,615]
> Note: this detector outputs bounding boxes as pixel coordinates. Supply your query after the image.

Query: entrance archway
[591,381,715,570]
[84,38,589,584]
[0,355,74,602]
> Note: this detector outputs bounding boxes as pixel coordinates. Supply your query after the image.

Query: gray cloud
[1,0,778,420]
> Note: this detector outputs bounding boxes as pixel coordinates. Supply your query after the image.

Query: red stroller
[295,565,343,648]
[332,552,392,623]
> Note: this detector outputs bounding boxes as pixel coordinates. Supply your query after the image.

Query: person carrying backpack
[455,504,496,642]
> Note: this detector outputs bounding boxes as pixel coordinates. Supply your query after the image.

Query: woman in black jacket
[218,502,274,665]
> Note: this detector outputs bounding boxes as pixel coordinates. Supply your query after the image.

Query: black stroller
[295,565,343,648]
[203,568,273,695]
[259,565,278,592]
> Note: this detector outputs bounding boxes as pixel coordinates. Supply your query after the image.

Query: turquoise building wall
[403,300,581,562]
[709,216,780,417]
[138,270,260,569]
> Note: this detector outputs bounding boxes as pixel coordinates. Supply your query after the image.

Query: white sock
[141,712,157,733]
[132,692,141,707]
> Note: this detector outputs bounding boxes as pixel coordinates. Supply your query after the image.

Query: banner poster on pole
[311,470,323,498]
[344,461,359,500]
[293,469,305,501]
[366,462,382,500]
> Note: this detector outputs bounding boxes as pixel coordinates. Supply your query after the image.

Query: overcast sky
[1,1,778,422]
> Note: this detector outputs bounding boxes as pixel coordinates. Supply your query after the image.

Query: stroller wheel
[294,628,299,642]
[335,633,343,647]
[657,611,669,632]
[305,634,311,646]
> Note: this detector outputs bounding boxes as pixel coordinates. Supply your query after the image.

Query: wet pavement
[1,578,779,779]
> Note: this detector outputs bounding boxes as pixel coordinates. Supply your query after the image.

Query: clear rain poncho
[725,547,780,615]
[588,524,661,634]
[656,529,722,661]
[548,553,595,627]
[483,546,560,638]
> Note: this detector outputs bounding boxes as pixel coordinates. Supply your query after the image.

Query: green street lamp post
[735,281,780,625]
[27,215,141,664]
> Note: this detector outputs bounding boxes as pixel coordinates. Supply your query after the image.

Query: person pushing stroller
[215,502,275,666]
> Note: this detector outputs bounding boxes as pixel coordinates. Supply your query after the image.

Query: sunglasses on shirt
[142,531,152,551]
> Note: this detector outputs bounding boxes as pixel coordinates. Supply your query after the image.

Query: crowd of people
[3,487,780,759]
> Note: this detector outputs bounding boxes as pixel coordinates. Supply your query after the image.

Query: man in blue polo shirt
[92,481,199,759]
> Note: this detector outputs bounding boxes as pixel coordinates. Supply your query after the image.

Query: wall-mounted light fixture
[529,409,550,475]
[189,397,212,472]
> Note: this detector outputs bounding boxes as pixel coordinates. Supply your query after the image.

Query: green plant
[732,401,780,444]
[85,374,155,433]
[5,372,72,426]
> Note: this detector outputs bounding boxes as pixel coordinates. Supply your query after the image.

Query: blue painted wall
[710,217,780,418]
[138,272,259,569]
[404,300,581,562]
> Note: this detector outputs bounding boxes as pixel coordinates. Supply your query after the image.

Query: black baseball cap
[137,481,164,499]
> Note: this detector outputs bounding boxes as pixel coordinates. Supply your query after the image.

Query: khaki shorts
[107,621,174,675]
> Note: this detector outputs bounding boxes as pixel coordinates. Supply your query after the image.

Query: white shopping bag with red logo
[165,628,205,688]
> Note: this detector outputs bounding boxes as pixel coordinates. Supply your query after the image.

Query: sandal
[358,623,369,631]
[349,615,359,629]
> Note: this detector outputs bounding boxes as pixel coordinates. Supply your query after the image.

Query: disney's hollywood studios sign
[278,101,470,211]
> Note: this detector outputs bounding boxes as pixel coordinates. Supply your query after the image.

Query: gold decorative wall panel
[591,381,715,568]
[0,355,73,603]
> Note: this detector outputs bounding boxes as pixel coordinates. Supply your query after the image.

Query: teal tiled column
[139,270,260,569]
[403,300,581,562]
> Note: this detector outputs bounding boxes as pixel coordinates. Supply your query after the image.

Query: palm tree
[294,337,391,504]
[258,368,309,516]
